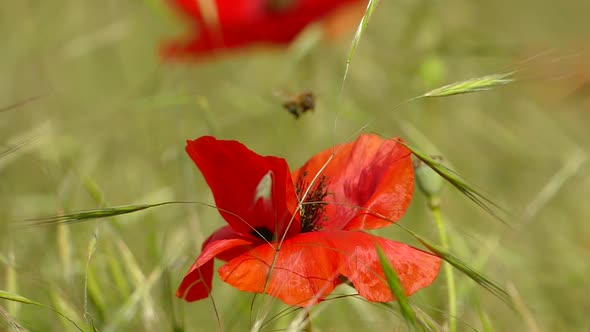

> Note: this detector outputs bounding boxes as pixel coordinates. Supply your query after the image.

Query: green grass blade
[0,290,37,305]
[86,266,107,324]
[49,290,86,332]
[105,242,132,298]
[0,304,27,332]
[375,245,420,330]
[477,306,495,332]
[401,141,510,224]
[19,201,191,226]
[140,0,170,19]
[0,122,50,170]
[0,290,84,331]
[0,136,37,162]
[287,24,323,63]
[83,231,99,328]
[0,95,45,113]
[103,267,163,332]
[391,218,511,306]
[412,305,443,332]
[116,239,158,329]
[415,237,511,305]
[420,72,515,98]
[82,177,106,207]
[57,224,73,283]
[5,246,19,317]
[341,0,380,93]
[507,282,540,332]
[390,72,516,111]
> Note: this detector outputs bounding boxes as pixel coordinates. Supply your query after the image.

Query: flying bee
[282,91,316,119]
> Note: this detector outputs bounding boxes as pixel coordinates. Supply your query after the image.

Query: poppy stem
[430,203,457,332]
[303,310,313,332]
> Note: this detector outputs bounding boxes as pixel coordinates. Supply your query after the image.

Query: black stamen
[296,173,329,233]
[266,0,294,12]
[252,227,274,242]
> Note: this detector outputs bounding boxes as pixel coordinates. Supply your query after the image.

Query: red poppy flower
[163,0,367,59]
[177,134,441,306]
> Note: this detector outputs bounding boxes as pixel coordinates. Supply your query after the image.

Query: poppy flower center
[265,0,295,13]
[296,171,329,233]
[252,226,275,242]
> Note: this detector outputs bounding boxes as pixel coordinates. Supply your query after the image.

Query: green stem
[303,310,313,332]
[430,201,457,332]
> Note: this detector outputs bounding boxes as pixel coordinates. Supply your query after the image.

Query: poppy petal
[292,134,413,231]
[209,0,363,46]
[164,0,364,59]
[320,1,367,40]
[177,226,256,302]
[162,1,263,59]
[218,231,440,306]
[333,232,441,302]
[186,136,300,239]
[177,259,214,302]
[218,239,339,307]
[199,225,262,262]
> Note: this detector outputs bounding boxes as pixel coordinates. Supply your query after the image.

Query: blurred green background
[2,1,590,331]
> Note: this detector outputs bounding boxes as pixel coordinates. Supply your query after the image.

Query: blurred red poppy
[177,134,441,306]
[163,0,368,59]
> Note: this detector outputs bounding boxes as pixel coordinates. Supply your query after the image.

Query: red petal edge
[162,0,364,59]
[218,231,441,306]
[177,226,256,302]
[186,136,300,239]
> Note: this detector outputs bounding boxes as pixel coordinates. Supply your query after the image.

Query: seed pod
[413,156,444,208]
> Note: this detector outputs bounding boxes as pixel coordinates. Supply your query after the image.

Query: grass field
[2,1,590,331]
